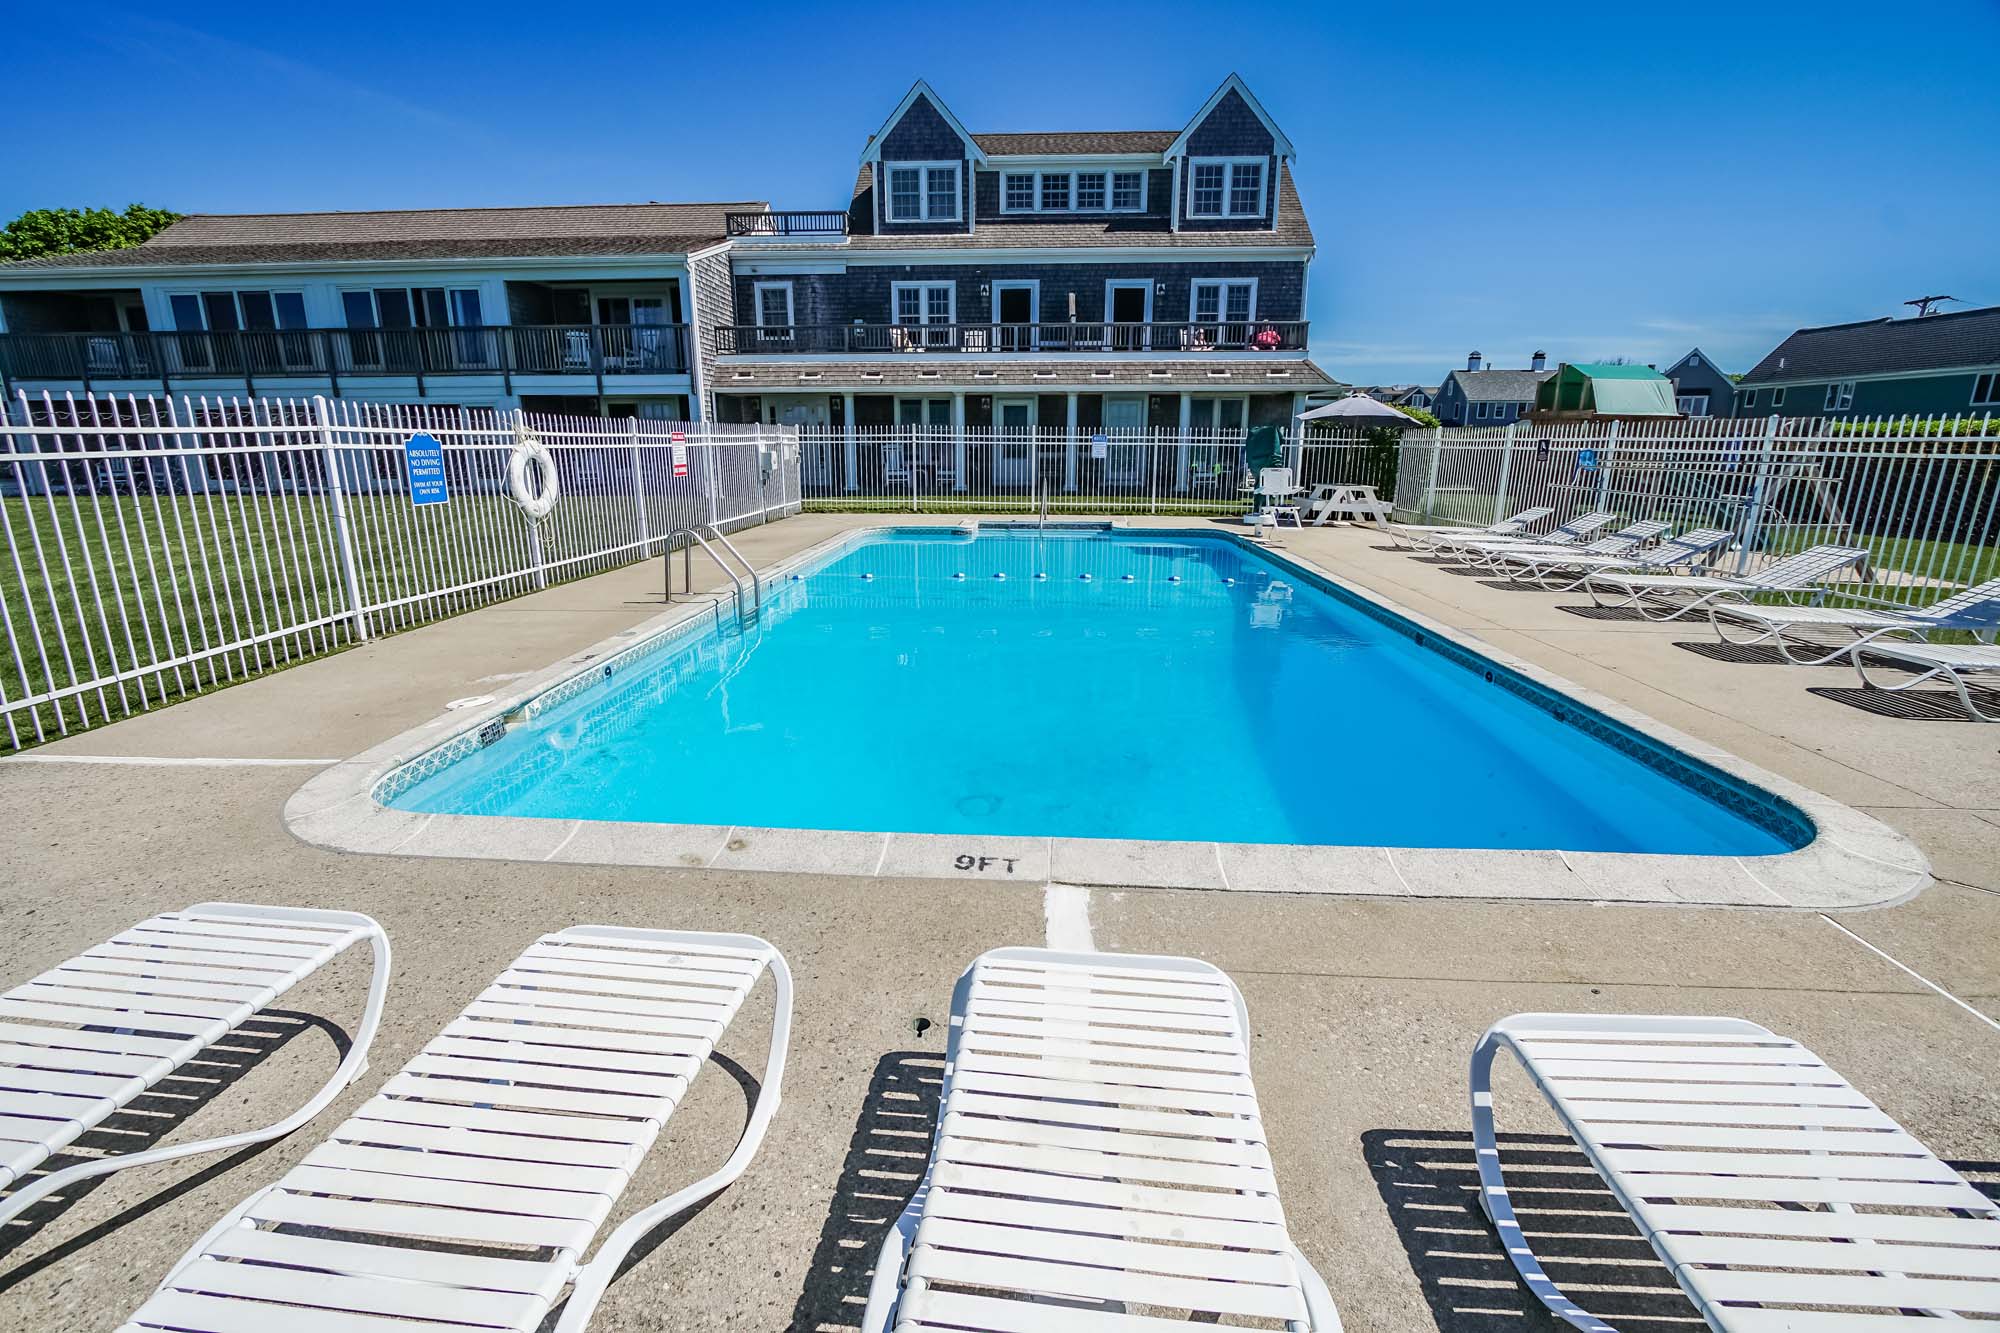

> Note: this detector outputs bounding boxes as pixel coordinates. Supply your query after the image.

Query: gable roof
[1165,74,1295,161]
[1445,368,1554,402]
[972,130,1177,156]
[0,201,758,271]
[860,80,987,165]
[844,162,1313,249]
[1669,347,1727,377]
[1742,306,2000,384]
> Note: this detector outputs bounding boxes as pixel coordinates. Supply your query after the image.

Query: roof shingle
[970,130,1178,155]
[0,201,762,271]
[1742,307,2000,384]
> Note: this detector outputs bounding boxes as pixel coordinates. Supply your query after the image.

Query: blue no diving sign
[1577,447,1599,472]
[404,433,450,505]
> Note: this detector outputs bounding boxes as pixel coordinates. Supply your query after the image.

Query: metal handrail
[664,525,761,628]
[709,528,764,620]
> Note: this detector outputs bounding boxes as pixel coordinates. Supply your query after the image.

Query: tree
[0,204,182,262]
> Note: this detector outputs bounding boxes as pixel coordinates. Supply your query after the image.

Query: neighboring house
[1433,351,1554,425]
[1663,347,1734,417]
[1532,362,1680,419]
[710,74,1337,491]
[0,202,760,420]
[1735,305,2000,418]
[1362,384,1436,411]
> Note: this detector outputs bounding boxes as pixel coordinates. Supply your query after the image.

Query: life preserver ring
[508,433,559,519]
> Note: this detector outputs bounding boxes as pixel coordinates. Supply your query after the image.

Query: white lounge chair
[0,902,388,1228]
[1853,639,2000,720]
[860,946,1340,1331]
[1436,510,1620,560]
[1471,1012,2000,1330]
[121,926,791,1333]
[1491,526,1735,591]
[1712,575,2000,665]
[1584,543,1872,621]
[1392,505,1554,549]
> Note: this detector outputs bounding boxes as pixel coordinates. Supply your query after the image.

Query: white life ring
[508,433,559,519]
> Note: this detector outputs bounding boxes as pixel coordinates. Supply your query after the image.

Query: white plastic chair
[1471,1012,2000,1330]
[1258,466,1304,528]
[861,946,1341,1330]
[0,902,389,1227]
[120,926,791,1333]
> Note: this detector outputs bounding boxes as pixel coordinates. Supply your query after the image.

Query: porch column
[951,392,967,492]
[841,390,858,492]
[1290,392,1307,476]
[1175,393,1193,492]
[1063,392,1079,492]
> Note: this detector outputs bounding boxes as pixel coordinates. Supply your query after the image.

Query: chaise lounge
[860,946,1341,1330]
[1711,575,2000,665]
[1471,1011,2000,1330]
[1583,544,1873,621]
[119,926,791,1333]
[0,902,389,1228]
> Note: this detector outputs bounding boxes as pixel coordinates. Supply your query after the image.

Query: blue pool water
[388,528,1804,854]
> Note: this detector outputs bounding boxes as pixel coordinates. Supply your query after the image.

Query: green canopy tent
[1534,362,1680,417]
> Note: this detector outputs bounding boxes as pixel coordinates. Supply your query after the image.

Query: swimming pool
[382,527,1807,856]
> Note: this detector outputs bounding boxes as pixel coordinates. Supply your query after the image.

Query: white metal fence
[0,391,799,748]
[794,426,1395,515]
[1393,415,1999,604]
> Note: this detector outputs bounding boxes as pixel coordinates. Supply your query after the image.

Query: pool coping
[285,523,1932,911]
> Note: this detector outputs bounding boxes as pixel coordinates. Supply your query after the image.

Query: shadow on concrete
[1555,604,1654,621]
[1672,640,1829,666]
[0,1011,330,1285]
[1475,578,1558,593]
[790,1050,944,1331]
[1360,1127,1691,1333]
[1808,684,1995,721]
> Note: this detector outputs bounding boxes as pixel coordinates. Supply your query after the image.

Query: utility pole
[1904,295,1960,318]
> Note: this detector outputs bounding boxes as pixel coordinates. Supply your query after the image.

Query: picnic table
[1303,482,1393,529]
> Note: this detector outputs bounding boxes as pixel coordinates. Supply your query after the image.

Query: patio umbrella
[1296,394,1418,425]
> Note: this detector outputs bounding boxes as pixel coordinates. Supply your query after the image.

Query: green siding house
[1735,305,2000,419]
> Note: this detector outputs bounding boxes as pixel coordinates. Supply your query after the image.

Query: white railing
[0,391,799,748]
[795,426,1393,515]
[1394,414,1999,603]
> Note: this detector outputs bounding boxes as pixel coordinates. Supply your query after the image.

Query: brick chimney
[1530,350,1547,372]
[1467,351,1483,372]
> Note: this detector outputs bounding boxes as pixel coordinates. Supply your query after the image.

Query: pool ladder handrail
[664,525,762,629]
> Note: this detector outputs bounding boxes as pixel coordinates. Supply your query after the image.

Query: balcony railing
[0,325,692,385]
[713,320,1310,356]
[725,210,850,237]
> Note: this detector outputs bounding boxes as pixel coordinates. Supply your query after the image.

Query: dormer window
[1188,158,1266,218]
[999,169,1147,214]
[887,162,960,222]
[1039,174,1070,211]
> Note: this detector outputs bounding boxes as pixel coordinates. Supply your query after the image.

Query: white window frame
[1186,156,1267,218]
[1739,387,1758,411]
[1676,393,1709,416]
[1772,387,1786,407]
[1973,372,2000,407]
[885,160,960,223]
[169,288,310,331]
[998,168,1147,214]
[752,281,794,340]
[891,281,956,325]
[1474,402,1490,420]
[1825,381,1855,411]
[1186,395,1249,435]
[1190,278,1257,324]
[989,279,1040,350]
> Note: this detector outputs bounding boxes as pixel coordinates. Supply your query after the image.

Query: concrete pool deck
[2,511,1996,1332]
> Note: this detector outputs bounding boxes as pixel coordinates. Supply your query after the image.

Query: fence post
[703,429,721,529]
[1421,426,1444,522]
[1596,418,1619,512]
[628,416,649,554]
[1736,414,1781,573]
[1493,422,1517,525]
[313,396,370,642]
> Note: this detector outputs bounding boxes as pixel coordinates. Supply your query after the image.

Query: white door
[994,399,1034,487]
[1102,397,1146,486]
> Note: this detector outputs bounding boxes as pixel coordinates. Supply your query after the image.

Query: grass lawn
[0,490,667,745]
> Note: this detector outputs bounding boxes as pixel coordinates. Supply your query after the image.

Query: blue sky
[10,1,1998,385]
